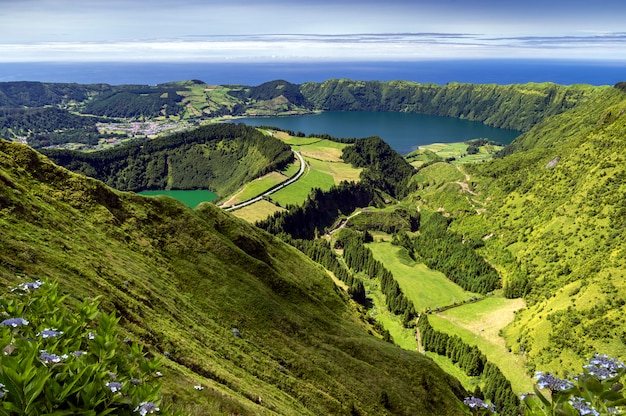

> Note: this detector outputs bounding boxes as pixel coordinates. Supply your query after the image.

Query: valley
[1,78,626,415]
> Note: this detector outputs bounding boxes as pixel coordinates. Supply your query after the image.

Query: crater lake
[236,111,521,155]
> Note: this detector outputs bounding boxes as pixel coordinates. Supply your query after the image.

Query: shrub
[0,278,167,415]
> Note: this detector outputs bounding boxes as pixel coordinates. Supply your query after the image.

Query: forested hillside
[300,79,607,131]
[0,79,607,149]
[414,83,626,375]
[0,139,467,415]
[42,123,293,197]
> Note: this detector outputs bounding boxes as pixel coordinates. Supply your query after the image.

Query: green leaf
[581,376,604,395]
[533,384,552,409]
[24,372,51,413]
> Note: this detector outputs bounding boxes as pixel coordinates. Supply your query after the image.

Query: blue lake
[236,111,521,155]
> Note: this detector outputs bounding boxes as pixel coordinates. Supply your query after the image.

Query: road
[223,150,306,212]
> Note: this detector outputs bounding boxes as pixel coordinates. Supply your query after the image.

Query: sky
[1,0,625,62]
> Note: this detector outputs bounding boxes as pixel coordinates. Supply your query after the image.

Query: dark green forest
[42,123,293,196]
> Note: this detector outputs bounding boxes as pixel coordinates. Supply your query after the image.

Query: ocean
[0,60,624,86]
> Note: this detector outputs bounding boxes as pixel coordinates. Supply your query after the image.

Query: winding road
[223,150,306,212]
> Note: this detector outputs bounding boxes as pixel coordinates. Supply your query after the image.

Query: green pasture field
[429,299,534,394]
[362,278,417,351]
[294,139,348,162]
[229,171,288,204]
[366,242,476,311]
[307,158,362,184]
[425,352,478,392]
[269,167,335,206]
[231,200,285,223]
[407,142,503,167]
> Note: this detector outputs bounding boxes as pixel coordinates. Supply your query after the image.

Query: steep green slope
[0,139,466,415]
[410,84,626,376]
[300,79,606,131]
[42,123,293,197]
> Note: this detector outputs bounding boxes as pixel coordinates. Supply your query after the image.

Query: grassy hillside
[408,83,626,377]
[0,139,466,415]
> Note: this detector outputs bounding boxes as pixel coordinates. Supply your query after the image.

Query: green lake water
[237,111,521,155]
[138,189,218,208]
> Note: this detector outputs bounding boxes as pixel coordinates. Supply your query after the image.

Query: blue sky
[1,0,625,62]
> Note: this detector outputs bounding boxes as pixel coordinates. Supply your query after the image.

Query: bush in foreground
[0,278,166,415]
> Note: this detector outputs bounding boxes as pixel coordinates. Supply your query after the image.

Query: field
[362,278,418,351]
[221,131,362,216]
[269,167,335,206]
[364,240,533,393]
[366,241,476,311]
[231,200,285,223]
[429,297,533,394]
[266,134,362,207]
[406,141,503,167]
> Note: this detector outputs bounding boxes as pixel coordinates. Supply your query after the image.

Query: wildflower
[584,354,626,380]
[194,385,204,391]
[134,401,159,415]
[0,383,7,399]
[38,328,63,338]
[534,371,574,392]
[87,332,95,340]
[105,381,123,393]
[71,350,87,357]
[569,397,599,416]
[463,397,496,413]
[39,350,66,364]
[154,371,163,378]
[12,280,43,292]
[0,317,29,327]
[130,378,142,385]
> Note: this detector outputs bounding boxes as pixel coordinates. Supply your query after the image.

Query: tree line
[0,107,107,148]
[340,232,417,325]
[418,315,519,415]
[393,212,500,294]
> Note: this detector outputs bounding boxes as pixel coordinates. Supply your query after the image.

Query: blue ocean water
[0,60,624,86]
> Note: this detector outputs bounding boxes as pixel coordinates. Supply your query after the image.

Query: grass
[406,142,504,167]
[0,140,468,416]
[306,158,362,184]
[231,200,285,223]
[363,278,418,352]
[269,165,335,206]
[226,172,288,204]
[366,242,476,311]
[429,298,534,394]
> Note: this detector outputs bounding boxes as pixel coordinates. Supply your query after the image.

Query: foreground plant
[522,354,626,415]
[0,278,166,415]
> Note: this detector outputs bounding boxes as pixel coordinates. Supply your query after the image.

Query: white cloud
[0,33,625,62]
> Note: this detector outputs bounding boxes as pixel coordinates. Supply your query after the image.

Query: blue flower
[134,401,159,415]
[463,397,496,413]
[71,351,87,357]
[130,378,142,385]
[38,350,66,364]
[0,317,29,327]
[38,328,63,338]
[584,354,626,380]
[105,381,123,393]
[534,371,574,392]
[0,383,7,399]
[11,280,43,292]
[569,397,599,416]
